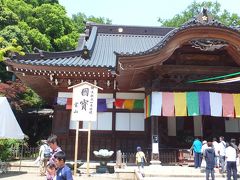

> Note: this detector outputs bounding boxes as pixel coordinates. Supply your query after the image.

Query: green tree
[3,0,33,20]
[0,139,22,161]
[30,3,78,50]
[1,0,112,52]
[23,0,59,7]
[0,37,24,61]
[0,25,31,52]
[158,1,240,27]
[27,28,52,51]
[19,88,44,108]
[31,4,76,39]
[72,12,112,33]
[1,0,79,51]
[54,31,79,51]
[0,3,19,30]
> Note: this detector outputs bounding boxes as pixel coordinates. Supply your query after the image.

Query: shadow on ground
[0,171,28,178]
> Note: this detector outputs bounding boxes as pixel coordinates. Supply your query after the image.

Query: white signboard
[71,83,98,121]
[152,143,159,153]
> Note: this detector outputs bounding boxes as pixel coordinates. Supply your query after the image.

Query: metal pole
[19,141,23,171]
[86,121,92,176]
[73,121,79,176]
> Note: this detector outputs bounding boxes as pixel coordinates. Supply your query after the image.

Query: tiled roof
[117,18,240,57]
[9,25,172,68]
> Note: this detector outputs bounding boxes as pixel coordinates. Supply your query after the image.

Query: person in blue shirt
[54,151,73,180]
[191,138,202,168]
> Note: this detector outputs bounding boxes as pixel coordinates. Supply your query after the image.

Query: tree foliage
[0,37,24,61]
[23,0,59,7]
[72,12,112,33]
[0,139,22,161]
[0,81,43,111]
[0,3,19,29]
[158,1,240,27]
[0,0,112,52]
[0,0,111,109]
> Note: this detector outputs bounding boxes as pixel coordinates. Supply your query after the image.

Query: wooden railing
[10,146,39,160]
[121,148,185,165]
[0,160,9,174]
[9,146,190,166]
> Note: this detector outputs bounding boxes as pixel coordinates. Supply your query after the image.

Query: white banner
[71,83,98,121]
[151,92,162,116]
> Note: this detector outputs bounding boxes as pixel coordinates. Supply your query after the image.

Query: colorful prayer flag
[97,99,107,112]
[66,98,72,110]
[124,99,135,110]
[199,92,211,116]
[145,95,151,118]
[233,94,240,118]
[115,99,125,108]
[209,92,222,117]
[151,92,162,116]
[162,92,174,116]
[187,92,199,116]
[174,92,187,116]
[134,99,144,109]
[222,93,234,117]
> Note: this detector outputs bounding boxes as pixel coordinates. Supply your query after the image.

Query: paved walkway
[0,169,228,180]
[1,160,237,179]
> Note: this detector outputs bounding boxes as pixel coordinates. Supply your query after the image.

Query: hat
[202,140,207,145]
[41,140,47,144]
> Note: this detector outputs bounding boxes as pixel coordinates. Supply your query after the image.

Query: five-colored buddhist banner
[145,91,240,118]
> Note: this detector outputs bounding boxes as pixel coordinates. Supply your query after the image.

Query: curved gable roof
[7,25,173,69]
[116,18,240,58]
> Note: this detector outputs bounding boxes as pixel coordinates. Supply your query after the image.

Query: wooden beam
[154,65,240,74]
[150,82,240,93]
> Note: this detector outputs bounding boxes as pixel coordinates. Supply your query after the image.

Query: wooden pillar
[112,91,116,155]
[150,116,161,165]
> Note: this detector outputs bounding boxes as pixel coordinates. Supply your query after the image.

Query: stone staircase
[8,160,39,174]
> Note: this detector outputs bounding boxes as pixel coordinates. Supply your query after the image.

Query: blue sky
[59,0,239,26]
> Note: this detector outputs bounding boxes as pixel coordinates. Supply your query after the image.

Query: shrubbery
[0,139,21,161]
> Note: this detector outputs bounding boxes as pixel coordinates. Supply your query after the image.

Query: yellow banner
[233,94,240,117]
[174,92,187,116]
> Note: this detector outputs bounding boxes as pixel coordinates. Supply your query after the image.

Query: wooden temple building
[5,10,240,162]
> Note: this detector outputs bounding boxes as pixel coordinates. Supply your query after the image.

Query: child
[135,146,147,176]
[54,151,73,180]
[46,162,56,180]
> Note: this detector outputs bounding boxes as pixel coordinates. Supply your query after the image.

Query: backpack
[43,145,51,159]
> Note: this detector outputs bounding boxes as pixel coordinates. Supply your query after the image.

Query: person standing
[218,136,226,173]
[225,142,237,180]
[191,138,202,168]
[47,134,62,165]
[135,146,147,176]
[54,151,73,180]
[200,140,208,171]
[38,140,50,176]
[201,140,208,155]
[212,137,220,168]
[204,142,215,180]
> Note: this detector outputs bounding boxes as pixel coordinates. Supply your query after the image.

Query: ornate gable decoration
[190,39,228,51]
[196,8,213,24]
[183,8,222,27]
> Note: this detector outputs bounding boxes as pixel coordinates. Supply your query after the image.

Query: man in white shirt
[218,136,226,173]
[212,138,220,168]
[38,140,49,176]
[225,142,237,180]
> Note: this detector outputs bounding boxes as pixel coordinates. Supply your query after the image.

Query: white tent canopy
[0,97,24,139]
